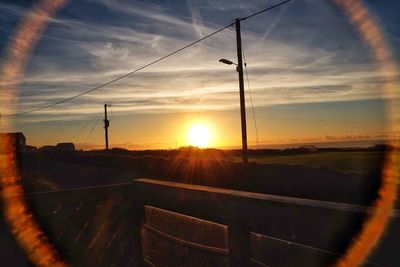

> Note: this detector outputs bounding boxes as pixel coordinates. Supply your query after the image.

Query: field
[20,148,394,206]
[227,151,387,174]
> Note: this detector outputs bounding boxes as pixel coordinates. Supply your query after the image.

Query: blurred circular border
[0,0,398,266]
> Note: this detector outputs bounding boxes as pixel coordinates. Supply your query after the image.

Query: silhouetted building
[39,145,56,152]
[0,132,26,153]
[25,145,37,152]
[56,142,75,151]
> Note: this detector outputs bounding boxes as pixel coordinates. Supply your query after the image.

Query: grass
[227,151,387,174]
[22,149,395,204]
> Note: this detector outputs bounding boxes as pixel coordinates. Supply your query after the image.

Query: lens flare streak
[0,1,67,266]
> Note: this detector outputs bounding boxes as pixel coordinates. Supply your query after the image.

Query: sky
[0,0,399,149]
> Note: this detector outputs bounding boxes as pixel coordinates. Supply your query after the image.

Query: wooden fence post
[131,192,145,266]
[228,209,251,267]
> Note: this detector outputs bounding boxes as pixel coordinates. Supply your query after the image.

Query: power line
[7,23,234,117]
[240,0,293,21]
[6,0,293,117]
[86,116,101,141]
[71,114,99,140]
[242,45,260,150]
[108,104,114,121]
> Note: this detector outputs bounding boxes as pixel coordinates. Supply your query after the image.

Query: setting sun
[187,124,211,148]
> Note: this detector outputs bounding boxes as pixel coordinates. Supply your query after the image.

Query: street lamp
[219,58,237,66]
[218,19,248,164]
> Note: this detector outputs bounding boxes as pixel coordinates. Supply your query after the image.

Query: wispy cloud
[1,0,397,125]
[187,0,205,38]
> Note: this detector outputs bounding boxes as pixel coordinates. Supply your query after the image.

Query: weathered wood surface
[1,178,398,266]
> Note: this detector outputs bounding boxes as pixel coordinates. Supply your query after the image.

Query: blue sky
[0,0,399,148]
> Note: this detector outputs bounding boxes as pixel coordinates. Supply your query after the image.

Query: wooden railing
[131,178,399,267]
[10,178,399,266]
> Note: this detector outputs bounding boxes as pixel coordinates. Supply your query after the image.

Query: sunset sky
[1,0,399,149]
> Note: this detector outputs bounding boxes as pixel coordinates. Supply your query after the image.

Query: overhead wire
[242,45,260,150]
[71,113,99,140]
[5,0,294,117]
[6,23,234,117]
[108,104,114,122]
[86,116,101,141]
[240,0,293,21]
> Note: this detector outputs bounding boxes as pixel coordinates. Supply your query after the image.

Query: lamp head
[219,58,236,65]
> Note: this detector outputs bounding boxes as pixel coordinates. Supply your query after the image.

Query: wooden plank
[131,200,145,267]
[227,209,251,267]
[134,178,399,216]
[132,178,399,267]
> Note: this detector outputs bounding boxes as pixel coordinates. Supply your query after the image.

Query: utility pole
[235,18,248,163]
[104,104,109,151]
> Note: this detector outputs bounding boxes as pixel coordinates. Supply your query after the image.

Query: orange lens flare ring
[0,1,398,267]
[0,0,67,266]
[333,1,399,266]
